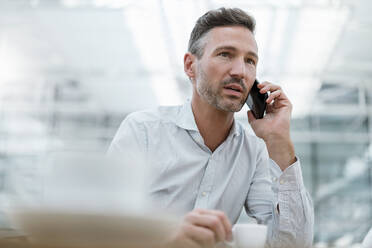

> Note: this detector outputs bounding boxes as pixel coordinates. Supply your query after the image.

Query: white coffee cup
[224,223,267,248]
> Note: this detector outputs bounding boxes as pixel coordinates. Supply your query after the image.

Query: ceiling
[0,0,371,117]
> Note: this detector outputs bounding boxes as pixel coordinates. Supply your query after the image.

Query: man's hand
[167,209,232,248]
[247,81,296,171]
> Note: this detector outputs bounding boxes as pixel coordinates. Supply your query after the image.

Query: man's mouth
[223,83,243,93]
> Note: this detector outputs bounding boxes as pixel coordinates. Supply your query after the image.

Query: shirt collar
[175,100,241,137]
[174,99,199,131]
[230,119,241,137]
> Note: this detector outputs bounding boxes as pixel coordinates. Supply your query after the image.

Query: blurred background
[0,0,371,247]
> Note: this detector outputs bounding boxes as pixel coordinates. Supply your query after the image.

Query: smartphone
[246,79,268,119]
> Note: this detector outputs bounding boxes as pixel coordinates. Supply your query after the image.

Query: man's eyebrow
[214,46,258,60]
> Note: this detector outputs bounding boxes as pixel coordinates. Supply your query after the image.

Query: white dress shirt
[363,227,372,248]
[108,100,314,248]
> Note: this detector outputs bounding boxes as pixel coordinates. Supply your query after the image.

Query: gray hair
[188,7,256,58]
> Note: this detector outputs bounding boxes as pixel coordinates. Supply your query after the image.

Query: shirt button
[279,179,285,185]
[272,177,277,182]
[202,192,207,196]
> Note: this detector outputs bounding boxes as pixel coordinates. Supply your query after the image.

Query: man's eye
[246,58,256,65]
[218,52,230,57]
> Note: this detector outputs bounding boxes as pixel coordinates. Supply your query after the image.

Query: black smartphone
[246,79,268,119]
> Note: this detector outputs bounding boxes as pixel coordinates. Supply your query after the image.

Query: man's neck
[191,95,234,152]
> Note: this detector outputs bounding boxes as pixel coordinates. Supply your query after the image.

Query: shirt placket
[188,131,217,209]
[194,155,216,209]
[189,131,234,210]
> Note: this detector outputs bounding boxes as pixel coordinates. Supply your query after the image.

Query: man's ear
[184,52,196,80]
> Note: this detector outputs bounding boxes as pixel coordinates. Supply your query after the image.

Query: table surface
[0,228,171,248]
[0,238,169,248]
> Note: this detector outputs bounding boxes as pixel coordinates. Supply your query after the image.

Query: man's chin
[230,105,244,112]
[217,102,244,113]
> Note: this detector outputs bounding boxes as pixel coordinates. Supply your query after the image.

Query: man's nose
[229,58,246,79]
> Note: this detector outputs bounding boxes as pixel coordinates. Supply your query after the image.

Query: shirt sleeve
[245,139,314,248]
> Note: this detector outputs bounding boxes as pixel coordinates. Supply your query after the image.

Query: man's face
[193,26,258,112]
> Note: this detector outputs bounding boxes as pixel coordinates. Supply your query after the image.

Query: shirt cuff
[270,157,305,191]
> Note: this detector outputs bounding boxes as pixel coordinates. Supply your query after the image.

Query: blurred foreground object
[6,208,177,248]
[2,151,179,248]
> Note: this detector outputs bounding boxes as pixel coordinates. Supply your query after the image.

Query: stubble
[195,63,247,112]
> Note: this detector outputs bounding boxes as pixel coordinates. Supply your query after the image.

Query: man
[108,7,314,248]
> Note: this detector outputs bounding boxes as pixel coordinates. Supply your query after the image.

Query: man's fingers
[185,212,226,242]
[266,90,282,104]
[183,223,216,248]
[257,82,287,100]
[194,209,232,241]
[256,82,291,109]
[257,81,281,93]
[274,99,290,109]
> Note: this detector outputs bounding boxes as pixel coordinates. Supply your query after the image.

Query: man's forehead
[204,25,258,54]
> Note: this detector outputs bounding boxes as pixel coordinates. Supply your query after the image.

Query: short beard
[195,64,246,112]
